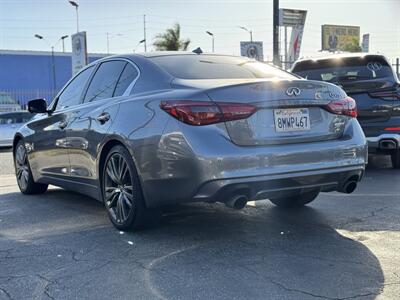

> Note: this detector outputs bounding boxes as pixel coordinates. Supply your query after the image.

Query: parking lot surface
[0,148,399,300]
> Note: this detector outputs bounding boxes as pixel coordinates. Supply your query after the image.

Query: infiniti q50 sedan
[13,52,367,230]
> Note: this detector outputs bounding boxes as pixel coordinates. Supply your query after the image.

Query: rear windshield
[151,55,295,80]
[292,56,394,83]
[0,113,32,125]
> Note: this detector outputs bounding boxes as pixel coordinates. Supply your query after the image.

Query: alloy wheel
[15,144,30,191]
[104,153,134,224]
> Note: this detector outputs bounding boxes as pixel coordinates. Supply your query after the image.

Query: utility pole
[51,46,56,93]
[143,14,147,52]
[273,0,281,67]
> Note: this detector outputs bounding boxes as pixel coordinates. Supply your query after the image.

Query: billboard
[321,25,360,51]
[71,31,88,75]
[240,41,263,61]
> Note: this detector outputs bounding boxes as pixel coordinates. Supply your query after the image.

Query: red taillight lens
[160,100,257,126]
[323,96,358,118]
[385,127,400,131]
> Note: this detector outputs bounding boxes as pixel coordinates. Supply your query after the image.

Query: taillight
[369,89,400,100]
[323,96,358,118]
[160,100,257,126]
[385,127,400,131]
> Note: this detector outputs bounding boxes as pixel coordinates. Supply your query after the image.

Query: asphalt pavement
[0,148,399,300]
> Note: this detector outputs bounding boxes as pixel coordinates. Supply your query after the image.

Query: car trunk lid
[174,78,350,146]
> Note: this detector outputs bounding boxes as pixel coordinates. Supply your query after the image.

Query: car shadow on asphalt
[0,186,387,299]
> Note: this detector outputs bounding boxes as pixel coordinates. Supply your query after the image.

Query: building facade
[0,50,106,107]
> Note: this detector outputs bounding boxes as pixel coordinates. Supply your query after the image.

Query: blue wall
[0,51,105,105]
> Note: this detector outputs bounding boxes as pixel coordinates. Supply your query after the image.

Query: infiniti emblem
[286,87,301,97]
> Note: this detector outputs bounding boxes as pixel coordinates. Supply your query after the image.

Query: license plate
[274,108,311,132]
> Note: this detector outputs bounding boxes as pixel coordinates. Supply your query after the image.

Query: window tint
[56,66,93,110]
[150,55,294,80]
[292,56,394,83]
[84,61,126,102]
[114,63,139,97]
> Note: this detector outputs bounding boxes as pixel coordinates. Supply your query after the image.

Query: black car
[292,54,400,168]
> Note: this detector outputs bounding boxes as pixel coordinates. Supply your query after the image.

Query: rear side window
[292,56,394,83]
[114,63,139,97]
[151,55,294,80]
[56,66,94,110]
[84,61,126,102]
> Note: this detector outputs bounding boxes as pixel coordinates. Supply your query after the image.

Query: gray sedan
[0,111,31,147]
[13,52,367,230]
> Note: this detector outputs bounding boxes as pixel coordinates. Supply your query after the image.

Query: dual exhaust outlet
[224,177,359,209]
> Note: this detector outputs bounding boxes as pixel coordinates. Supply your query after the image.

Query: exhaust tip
[344,181,357,194]
[225,195,248,209]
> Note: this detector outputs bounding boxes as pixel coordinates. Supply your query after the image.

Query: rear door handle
[58,121,68,129]
[96,112,110,124]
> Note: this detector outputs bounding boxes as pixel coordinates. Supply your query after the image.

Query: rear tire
[269,189,320,208]
[14,140,48,194]
[102,145,159,231]
[391,151,400,169]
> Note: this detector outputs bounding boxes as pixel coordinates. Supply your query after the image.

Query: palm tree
[153,23,190,51]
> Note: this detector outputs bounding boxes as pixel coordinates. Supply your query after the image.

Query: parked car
[0,111,32,147]
[13,52,367,230]
[0,92,21,112]
[292,53,400,168]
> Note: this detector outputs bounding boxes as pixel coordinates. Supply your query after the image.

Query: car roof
[96,52,249,62]
[295,53,388,63]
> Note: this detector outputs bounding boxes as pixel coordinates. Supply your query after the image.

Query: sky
[1,0,399,63]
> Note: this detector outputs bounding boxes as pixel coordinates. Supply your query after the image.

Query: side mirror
[28,99,48,114]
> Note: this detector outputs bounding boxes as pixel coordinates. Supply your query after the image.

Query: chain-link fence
[1,89,57,110]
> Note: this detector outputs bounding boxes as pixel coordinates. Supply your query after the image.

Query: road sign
[362,34,370,53]
[240,41,263,61]
[279,8,307,26]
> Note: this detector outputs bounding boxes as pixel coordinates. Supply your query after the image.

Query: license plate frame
[274,108,311,132]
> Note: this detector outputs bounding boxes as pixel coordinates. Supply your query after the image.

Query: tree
[153,23,190,51]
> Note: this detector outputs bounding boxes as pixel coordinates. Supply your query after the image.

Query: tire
[102,145,158,231]
[391,151,400,169]
[269,189,320,208]
[14,140,48,195]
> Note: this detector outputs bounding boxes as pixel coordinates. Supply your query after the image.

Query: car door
[66,59,139,186]
[26,65,94,180]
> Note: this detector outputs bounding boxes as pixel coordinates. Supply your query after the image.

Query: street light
[34,34,68,94]
[206,31,214,53]
[239,26,253,42]
[106,32,123,54]
[133,39,146,53]
[60,35,69,52]
[68,0,79,32]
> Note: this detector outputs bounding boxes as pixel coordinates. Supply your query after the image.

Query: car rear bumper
[140,118,367,207]
[192,165,364,202]
[366,134,400,152]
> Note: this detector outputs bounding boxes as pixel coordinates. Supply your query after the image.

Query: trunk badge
[286,87,301,96]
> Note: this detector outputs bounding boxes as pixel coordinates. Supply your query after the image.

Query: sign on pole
[287,26,305,64]
[362,34,370,53]
[240,41,264,61]
[71,31,88,75]
[278,8,307,68]
[321,25,360,52]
